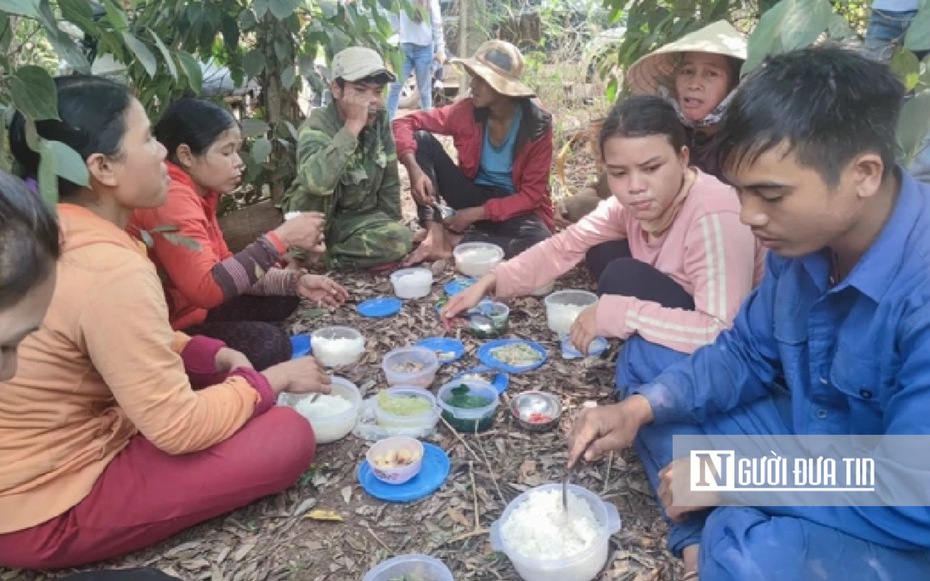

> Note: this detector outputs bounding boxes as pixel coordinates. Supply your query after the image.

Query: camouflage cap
[331,47,396,83]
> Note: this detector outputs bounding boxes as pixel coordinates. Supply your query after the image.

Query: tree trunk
[456,0,487,96]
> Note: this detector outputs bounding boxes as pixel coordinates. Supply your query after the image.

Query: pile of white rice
[311,335,364,367]
[547,304,589,336]
[500,488,600,560]
[295,393,352,420]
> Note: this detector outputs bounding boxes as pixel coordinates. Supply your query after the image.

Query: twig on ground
[469,461,480,530]
[474,431,506,506]
[363,522,393,553]
[439,414,482,463]
[604,451,614,494]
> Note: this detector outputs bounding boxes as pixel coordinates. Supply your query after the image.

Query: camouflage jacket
[280,101,402,224]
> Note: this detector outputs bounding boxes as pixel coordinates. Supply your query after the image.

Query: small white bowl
[278,377,361,444]
[390,268,433,299]
[454,242,504,278]
[382,346,440,387]
[366,436,424,485]
[310,326,365,367]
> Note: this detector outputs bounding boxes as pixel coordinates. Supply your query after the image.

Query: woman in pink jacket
[444,95,764,390]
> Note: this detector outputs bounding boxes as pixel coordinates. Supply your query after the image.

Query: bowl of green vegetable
[437,379,499,433]
[375,387,440,430]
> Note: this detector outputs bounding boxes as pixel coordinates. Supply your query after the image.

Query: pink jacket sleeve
[594,209,759,353]
[494,198,628,296]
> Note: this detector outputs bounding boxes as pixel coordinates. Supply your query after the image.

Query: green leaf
[59,0,96,30]
[36,141,59,208]
[241,118,270,138]
[149,29,178,80]
[47,28,91,73]
[243,50,266,77]
[254,0,270,20]
[221,13,240,51]
[897,90,930,165]
[0,0,39,18]
[46,140,88,186]
[891,48,921,91]
[282,66,297,90]
[905,6,930,52]
[745,0,833,73]
[10,66,59,121]
[103,0,129,31]
[269,0,299,20]
[162,232,202,251]
[252,137,272,163]
[122,31,157,77]
[176,52,203,94]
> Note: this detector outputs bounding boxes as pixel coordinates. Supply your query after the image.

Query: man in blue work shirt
[568,47,930,580]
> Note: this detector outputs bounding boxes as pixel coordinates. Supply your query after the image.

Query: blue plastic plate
[357,296,403,318]
[415,337,466,364]
[357,443,450,503]
[477,338,548,373]
[444,277,477,296]
[290,334,312,359]
[454,366,509,394]
[561,336,609,360]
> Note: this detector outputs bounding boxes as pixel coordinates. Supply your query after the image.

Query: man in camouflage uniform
[280,47,413,269]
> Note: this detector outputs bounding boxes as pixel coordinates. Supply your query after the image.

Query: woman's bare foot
[682,544,699,579]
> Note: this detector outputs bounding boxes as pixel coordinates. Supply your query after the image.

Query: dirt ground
[1,123,685,581]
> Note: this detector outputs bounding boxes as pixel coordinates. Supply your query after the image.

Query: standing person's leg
[412,44,434,112]
[863,9,918,62]
[185,295,301,370]
[0,407,315,570]
[387,44,417,119]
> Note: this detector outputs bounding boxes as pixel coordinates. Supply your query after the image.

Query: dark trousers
[186,295,300,370]
[413,130,551,258]
[587,239,695,309]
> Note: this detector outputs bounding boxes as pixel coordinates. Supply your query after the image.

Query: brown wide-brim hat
[626,20,747,96]
[450,40,535,98]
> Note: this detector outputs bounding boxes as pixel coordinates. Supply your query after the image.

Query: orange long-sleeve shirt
[0,204,266,534]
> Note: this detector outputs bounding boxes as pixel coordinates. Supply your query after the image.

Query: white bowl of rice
[490,483,621,581]
[310,326,365,368]
[453,242,504,278]
[278,376,361,444]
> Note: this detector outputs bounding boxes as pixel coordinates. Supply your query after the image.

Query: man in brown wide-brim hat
[392,40,555,265]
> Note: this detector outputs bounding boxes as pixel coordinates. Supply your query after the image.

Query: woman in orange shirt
[0,75,330,570]
[132,98,349,370]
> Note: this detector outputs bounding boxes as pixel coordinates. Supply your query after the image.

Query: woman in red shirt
[132,99,348,369]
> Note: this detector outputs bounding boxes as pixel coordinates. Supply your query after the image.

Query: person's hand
[274,212,325,250]
[434,51,446,64]
[658,456,720,522]
[214,347,253,374]
[409,168,435,205]
[443,207,484,233]
[262,356,332,395]
[569,303,599,355]
[567,396,654,468]
[441,275,496,322]
[297,274,349,307]
[342,85,371,134]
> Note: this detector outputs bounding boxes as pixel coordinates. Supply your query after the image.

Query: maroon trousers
[0,407,314,570]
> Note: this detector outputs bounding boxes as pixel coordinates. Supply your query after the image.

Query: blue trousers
[387,42,433,119]
[616,336,930,580]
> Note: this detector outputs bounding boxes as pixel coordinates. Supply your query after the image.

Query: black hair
[599,95,688,157]
[717,46,905,187]
[155,98,238,164]
[0,170,59,309]
[9,75,134,199]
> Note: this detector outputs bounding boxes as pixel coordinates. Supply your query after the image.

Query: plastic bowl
[454,242,504,278]
[544,290,598,336]
[390,267,434,299]
[381,347,440,387]
[278,377,361,444]
[469,301,509,338]
[362,554,454,581]
[437,379,499,433]
[375,386,440,430]
[365,436,424,485]
[510,391,562,432]
[310,326,365,368]
[490,483,622,581]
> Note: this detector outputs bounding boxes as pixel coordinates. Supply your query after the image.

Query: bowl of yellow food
[365,436,424,485]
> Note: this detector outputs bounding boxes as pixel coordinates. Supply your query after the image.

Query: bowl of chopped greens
[375,387,440,430]
[437,379,499,433]
[362,553,454,581]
